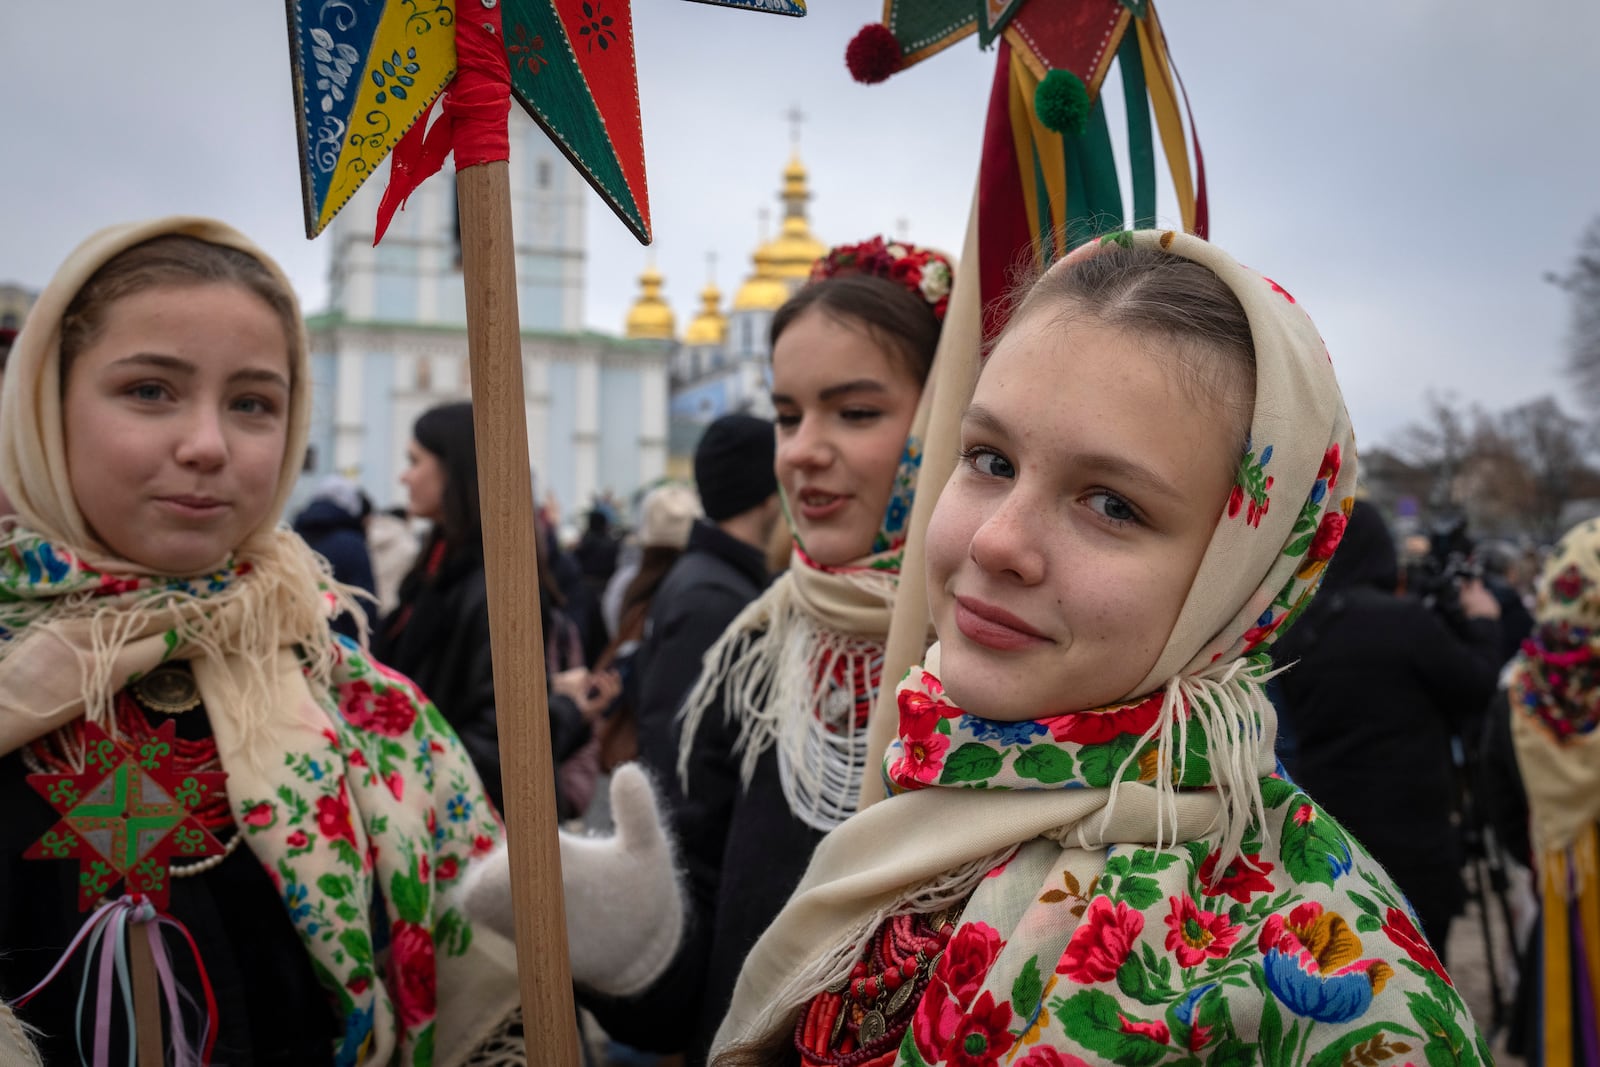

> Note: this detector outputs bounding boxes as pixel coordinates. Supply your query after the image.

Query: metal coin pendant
[830,1004,846,1046]
[825,974,849,994]
[885,979,915,1017]
[133,664,201,714]
[859,1008,887,1046]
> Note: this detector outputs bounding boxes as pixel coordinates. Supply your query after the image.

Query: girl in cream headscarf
[714,230,1488,1065]
[0,218,520,1065]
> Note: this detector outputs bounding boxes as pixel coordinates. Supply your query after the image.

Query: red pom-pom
[846,24,901,84]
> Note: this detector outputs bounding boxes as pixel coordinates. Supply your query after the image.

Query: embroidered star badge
[25,720,228,911]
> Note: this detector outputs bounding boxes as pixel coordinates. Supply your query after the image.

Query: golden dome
[732,151,825,311]
[732,248,791,312]
[625,263,676,340]
[684,279,727,346]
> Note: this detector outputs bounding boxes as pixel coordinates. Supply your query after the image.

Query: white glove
[457,763,686,998]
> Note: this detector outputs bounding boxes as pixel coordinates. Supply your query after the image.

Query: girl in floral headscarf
[0,218,520,1065]
[580,237,953,1063]
[713,230,1489,1066]
[1485,517,1600,1063]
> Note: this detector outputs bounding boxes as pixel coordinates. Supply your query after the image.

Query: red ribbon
[374,7,511,245]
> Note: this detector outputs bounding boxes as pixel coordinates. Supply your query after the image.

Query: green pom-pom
[1034,69,1090,135]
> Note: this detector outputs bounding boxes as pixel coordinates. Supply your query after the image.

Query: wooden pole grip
[456,160,580,1064]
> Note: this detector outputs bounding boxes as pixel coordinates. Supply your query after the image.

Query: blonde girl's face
[63,283,292,574]
[925,313,1241,720]
[770,306,923,566]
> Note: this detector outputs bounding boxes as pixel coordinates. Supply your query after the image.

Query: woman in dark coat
[1272,499,1503,956]
[374,402,612,813]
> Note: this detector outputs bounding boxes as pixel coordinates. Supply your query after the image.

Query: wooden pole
[456,159,580,1063]
[128,921,163,1067]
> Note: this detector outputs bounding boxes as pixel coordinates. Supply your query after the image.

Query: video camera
[1407,515,1483,629]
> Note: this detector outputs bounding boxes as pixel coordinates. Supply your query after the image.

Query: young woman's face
[925,313,1241,720]
[770,306,923,566]
[63,283,292,574]
[401,438,446,523]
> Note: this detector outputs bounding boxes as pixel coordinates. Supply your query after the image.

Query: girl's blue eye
[129,383,167,402]
[1086,491,1139,525]
[961,446,1014,480]
[233,396,276,416]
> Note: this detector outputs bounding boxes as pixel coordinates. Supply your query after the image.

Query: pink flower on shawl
[315,782,357,849]
[1058,897,1143,983]
[387,921,438,1029]
[1119,1015,1171,1044]
[1317,444,1342,486]
[943,992,1015,1067]
[899,687,948,741]
[1014,1051,1092,1067]
[935,922,1006,1004]
[891,732,950,786]
[1308,510,1347,562]
[341,680,418,737]
[1163,894,1241,968]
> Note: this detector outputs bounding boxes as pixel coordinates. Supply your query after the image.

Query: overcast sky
[3,3,1596,447]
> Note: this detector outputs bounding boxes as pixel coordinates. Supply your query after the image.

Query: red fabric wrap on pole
[375,7,511,244]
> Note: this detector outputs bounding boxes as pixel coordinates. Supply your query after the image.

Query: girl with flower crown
[711,230,1489,1066]
[566,237,954,1063]
[0,218,526,1065]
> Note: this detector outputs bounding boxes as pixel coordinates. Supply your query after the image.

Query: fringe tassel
[677,575,886,832]
[0,525,361,772]
[1099,656,1280,872]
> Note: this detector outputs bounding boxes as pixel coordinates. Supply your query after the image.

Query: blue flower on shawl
[334,1003,375,1067]
[962,716,1048,745]
[1174,982,1218,1025]
[1259,903,1392,1023]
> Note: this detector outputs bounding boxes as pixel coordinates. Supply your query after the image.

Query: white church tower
[304,113,670,520]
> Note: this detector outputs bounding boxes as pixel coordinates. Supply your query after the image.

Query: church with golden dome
[622,147,826,467]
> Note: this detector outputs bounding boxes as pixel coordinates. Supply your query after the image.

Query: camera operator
[1274,500,1502,959]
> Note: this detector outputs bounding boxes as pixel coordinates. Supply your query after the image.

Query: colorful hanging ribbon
[374,7,513,244]
[13,895,218,1067]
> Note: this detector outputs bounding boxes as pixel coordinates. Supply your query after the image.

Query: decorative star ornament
[24,720,228,912]
[288,0,802,242]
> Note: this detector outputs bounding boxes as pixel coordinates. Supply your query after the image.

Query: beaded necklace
[794,910,955,1066]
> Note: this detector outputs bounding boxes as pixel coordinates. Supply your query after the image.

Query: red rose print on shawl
[1308,510,1347,562]
[936,922,1006,1003]
[1058,897,1143,982]
[892,732,950,786]
[945,992,1015,1067]
[341,680,418,736]
[1198,848,1276,903]
[1317,444,1342,486]
[1046,694,1161,746]
[1014,1050,1092,1067]
[387,921,438,1029]
[1163,894,1242,968]
[1120,1015,1171,1044]
[316,783,358,849]
[900,686,952,741]
[1382,907,1452,986]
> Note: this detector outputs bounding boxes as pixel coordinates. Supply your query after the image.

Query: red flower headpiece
[809,236,954,323]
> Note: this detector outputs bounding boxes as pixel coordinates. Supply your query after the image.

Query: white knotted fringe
[1098,656,1282,873]
[677,575,885,832]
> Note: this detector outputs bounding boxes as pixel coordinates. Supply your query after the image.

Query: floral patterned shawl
[714,231,1485,1063]
[0,218,518,1066]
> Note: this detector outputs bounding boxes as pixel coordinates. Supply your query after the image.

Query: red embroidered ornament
[25,718,228,911]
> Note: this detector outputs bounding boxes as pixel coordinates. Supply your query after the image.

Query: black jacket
[373,543,590,813]
[1273,589,1501,935]
[585,520,794,1064]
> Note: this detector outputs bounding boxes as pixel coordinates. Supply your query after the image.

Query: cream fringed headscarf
[0,216,358,767]
[676,238,950,833]
[714,229,1359,1055]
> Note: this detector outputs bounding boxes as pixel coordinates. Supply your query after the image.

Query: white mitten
[456,763,686,998]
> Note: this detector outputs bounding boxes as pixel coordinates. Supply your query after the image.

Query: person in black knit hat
[631,414,780,779]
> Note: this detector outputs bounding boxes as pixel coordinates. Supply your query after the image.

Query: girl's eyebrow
[770,379,889,407]
[964,402,1182,501]
[109,353,289,391]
